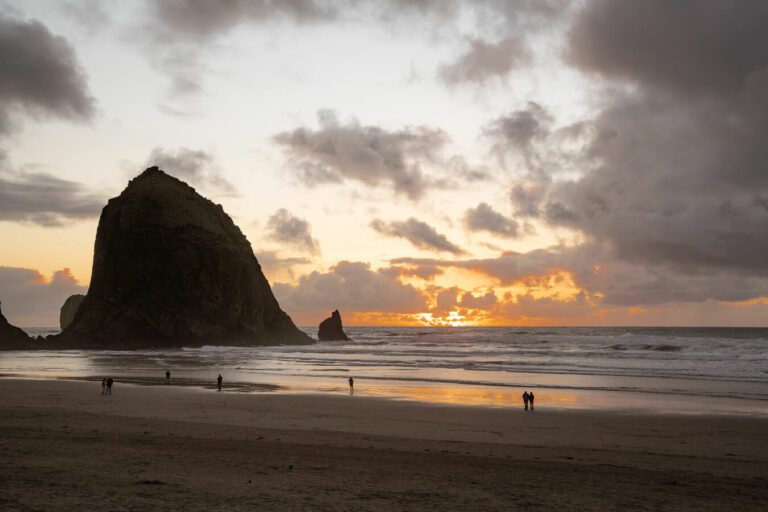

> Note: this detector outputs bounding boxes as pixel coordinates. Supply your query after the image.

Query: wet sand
[1,378,766,511]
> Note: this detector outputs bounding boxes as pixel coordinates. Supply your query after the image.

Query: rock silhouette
[0,302,31,349]
[59,294,85,330]
[318,310,350,341]
[51,167,312,349]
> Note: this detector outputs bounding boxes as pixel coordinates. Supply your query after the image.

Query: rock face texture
[318,310,350,341]
[0,302,31,349]
[54,167,312,348]
[60,294,85,331]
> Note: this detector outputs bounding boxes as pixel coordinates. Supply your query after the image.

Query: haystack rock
[52,167,312,348]
[0,302,31,349]
[60,294,85,330]
[318,309,349,341]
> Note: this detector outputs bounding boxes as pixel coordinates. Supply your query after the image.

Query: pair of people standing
[101,377,113,395]
[522,390,535,411]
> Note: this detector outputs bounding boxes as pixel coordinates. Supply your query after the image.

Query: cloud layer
[370,217,465,255]
[264,209,321,255]
[273,260,426,321]
[0,156,104,226]
[438,36,531,85]
[274,110,448,199]
[0,14,94,135]
[0,267,87,326]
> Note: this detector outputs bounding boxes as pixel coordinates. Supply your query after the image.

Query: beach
[1,378,766,511]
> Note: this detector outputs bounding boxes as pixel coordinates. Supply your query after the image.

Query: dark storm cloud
[0,267,87,326]
[520,0,768,281]
[370,217,465,255]
[463,202,519,238]
[265,208,320,255]
[566,0,768,96]
[272,260,426,317]
[0,14,94,135]
[0,157,104,226]
[274,110,448,200]
[438,36,531,85]
[147,147,235,194]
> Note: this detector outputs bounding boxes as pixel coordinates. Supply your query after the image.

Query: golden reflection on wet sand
[355,384,586,408]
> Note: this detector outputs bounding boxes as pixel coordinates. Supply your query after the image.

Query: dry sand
[1,378,766,511]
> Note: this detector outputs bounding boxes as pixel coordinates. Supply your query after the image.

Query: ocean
[3,326,767,415]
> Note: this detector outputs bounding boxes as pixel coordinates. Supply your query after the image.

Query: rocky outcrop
[60,294,85,330]
[318,310,349,341]
[0,302,31,349]
[51,167,312,349]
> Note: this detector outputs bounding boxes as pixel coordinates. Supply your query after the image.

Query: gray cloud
[274,110,448,199]
[265,208,320,255]
[464,202,519,238]
[0,266,87,326]
[438,36,531,85]
[370,217,465,255]
[0,156,104,226]
[527,0,768,280]
[0,14,95,135]
[566,0,768,97]
[147,147,235,194]
[459,290,497,309]
[148,0,337,41]
[272,260,426,319]
[140,0,567,94]
[143,0,338,94]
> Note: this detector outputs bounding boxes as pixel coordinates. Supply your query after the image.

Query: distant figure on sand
[348,377,354,395]
[529,391,535,411]
[522,391,530,411]
[217,374,223,392]
[101,378,106,395]
[106,377,113,395]
[165,370,171,383]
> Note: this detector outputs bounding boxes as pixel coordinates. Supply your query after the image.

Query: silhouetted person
[522,391,529,411]
[101,378,107,395]
[217,374,223,392]
[348,377,354,395]
[165,370,171,383]
[106,377,113,395]
[529,391,535,411]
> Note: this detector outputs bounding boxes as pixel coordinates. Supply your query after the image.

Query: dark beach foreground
[1,379,766,511]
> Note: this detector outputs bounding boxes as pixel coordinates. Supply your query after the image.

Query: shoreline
[1,378,767,510]
[2,373,767,417]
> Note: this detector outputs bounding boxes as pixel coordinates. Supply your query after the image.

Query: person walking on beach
[217,374,223,392]
[348,377,354,396]
[522,391,530,411]
[529,391,535,411]
[101,378,107,395]
[165,370,171,383]
[106,377,113,395]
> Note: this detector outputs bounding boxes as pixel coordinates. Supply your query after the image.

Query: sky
[2,0,768,327]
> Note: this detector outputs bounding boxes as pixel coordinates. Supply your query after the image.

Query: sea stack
[318,309,349,341]
[0,302,31,349]
[59,294,85,330]
[53,167,312,348]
